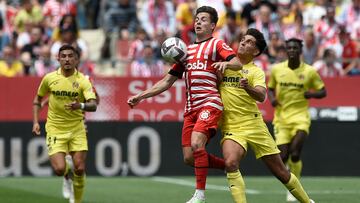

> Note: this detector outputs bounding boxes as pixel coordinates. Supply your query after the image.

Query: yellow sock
[285,173,310,203]
[289,159,303,179]
[73,172,85,203]
[227,170,246,203]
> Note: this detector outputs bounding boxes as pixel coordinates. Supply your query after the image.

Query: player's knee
[54,168,66,176]
[183,156,194,166]
[224,158,238,172]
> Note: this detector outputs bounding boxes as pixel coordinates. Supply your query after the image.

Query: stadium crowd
[0,0,359,78]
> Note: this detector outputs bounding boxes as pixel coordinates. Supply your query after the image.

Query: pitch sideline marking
[152,176,260,194]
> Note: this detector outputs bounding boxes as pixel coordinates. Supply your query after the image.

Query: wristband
[80,103,85,110]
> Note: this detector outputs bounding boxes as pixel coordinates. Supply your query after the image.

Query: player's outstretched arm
[127,74,178,108]
[32,95,43,136]
[212,57,242,73]
[304,87,327,99]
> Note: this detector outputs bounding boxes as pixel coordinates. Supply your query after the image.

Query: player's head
[238,28,267,57]
[58,44,80,70]
[285,38,303,59]
[194,6,218,36]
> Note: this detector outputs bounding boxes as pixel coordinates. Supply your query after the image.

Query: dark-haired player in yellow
[213,29,314,203]
[268,38,326,202]
[32,44,97,203]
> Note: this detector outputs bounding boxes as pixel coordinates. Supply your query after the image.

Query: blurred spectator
[313,48,344,78]
[217,10,242,50]
[128,28,149,61]
[42,0,77,31]
[128,44,166,77]
[52,14,79,42]
[314,4,339,47]
[175,0,197,32]
[339,27,360,76]
[0,45,24,77]
[337,0,360,39]
[302,0,326,26]
[151,30,167,60]
[16,20,32,50]
[0,0,17,52]
[302,28,319,65]
[20,25,44,61]
[267,31,285,63]
[139,0,176,39]
[102,0,138,40]
[14,0,43,33]
[249,3,282,42]
[282,12,305,40]
[240,0,262,27]
[50,27,88,60]
[33,44,57,76]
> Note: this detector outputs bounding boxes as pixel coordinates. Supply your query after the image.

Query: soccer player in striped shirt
[213,29,315,203]
[128,6,241,203]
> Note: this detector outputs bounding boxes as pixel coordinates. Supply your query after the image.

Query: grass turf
[0,176,359,203]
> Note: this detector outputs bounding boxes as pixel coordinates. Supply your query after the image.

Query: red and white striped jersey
[170,37,236,114]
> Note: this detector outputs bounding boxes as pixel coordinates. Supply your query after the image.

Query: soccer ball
[161,37,187,63]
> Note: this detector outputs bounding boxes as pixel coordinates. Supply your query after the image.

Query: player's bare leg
[222,139,246,203]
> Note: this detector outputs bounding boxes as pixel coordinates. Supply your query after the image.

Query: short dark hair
[196,6,218,25]
[285,38,303,49]
[58,44,80,58]
[246,28,267,56]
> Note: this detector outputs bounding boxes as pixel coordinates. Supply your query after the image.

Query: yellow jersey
[268,60,324,125]
[37,69,96,133]
[220,62,266,131]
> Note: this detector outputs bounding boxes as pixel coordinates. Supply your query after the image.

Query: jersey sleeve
[216,40,236,61]
[309,68,325,90]
[168,63,184,78]
[82,78,96,101]
[252,68,266,89]
[37,75,50,97]
[267,66,277,89]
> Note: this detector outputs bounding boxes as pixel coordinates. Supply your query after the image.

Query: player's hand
[32,122,41,136]
[239,78,249,89]
[212,62,229,74]
[65,97,81,110]
[127,95,141,108]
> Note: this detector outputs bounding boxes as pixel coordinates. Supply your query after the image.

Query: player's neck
[195,34,212,43]
[288,58,301,69]
[238,55,253,65]
[61,68,76,77]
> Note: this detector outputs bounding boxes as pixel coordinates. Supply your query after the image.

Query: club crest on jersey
[72,82,79,89]
[199,110,210,121]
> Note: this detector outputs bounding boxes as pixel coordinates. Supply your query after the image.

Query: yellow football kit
[37,69,96,155]
[220,62,280,159]
[268,61,325,145]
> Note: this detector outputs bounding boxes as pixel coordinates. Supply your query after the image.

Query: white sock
[195,189,205,199]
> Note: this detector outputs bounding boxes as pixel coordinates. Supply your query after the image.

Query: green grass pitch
[0,176,359,203]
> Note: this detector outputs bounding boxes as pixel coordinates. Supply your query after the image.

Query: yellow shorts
[46,124,88,156]
[221,118,280,159]
[274,122,310,146]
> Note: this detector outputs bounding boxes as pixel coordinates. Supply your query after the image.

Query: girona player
[127,6,242,203]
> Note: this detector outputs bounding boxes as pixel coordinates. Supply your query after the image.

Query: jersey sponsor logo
[186,60,208,70]
[222,76,240,83]
[199,110,210,121]
[279,82,304,88]
[51,90,79,98]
